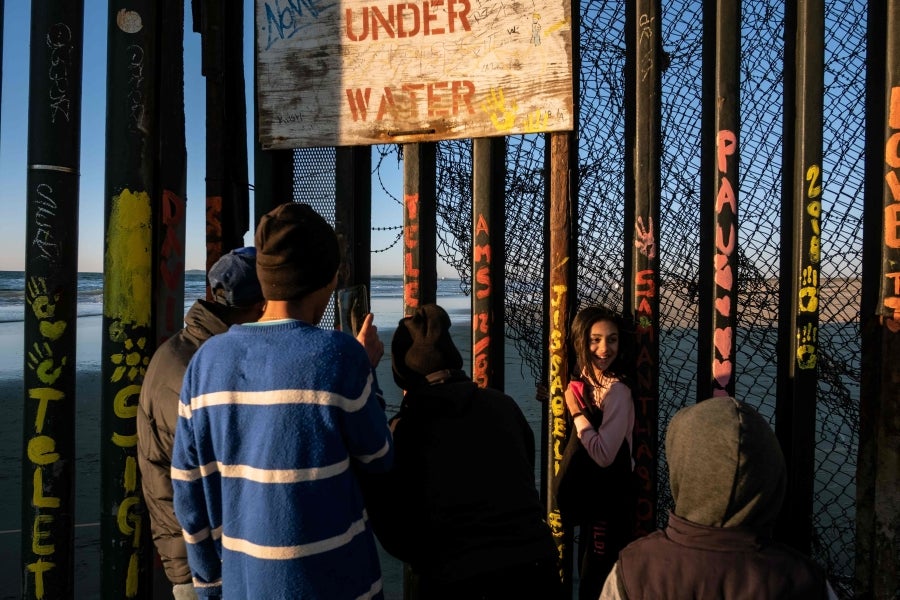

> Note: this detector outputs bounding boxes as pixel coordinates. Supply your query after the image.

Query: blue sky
[0,1,410,275]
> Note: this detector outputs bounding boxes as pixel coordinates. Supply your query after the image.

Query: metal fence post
[21,2,84,597]
[624,0,662,538]
[698,0,741,401]
[776,0,824,555]
[472,138,507,391]
[101,2,159,596]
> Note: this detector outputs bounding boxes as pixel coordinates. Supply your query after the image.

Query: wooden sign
[256,0,574,148]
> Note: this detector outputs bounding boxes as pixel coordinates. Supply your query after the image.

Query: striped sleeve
[171,368,222,598]
[341,367,394,473]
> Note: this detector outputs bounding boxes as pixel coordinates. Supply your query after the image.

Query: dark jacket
[602,397,830,599]
[615,513,828,599]
[136,300,229,585]
[362,374,558,585]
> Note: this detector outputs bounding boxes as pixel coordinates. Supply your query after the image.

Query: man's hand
[356,313,384,367]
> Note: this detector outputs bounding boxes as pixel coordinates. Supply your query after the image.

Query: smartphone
[337,284,369,336]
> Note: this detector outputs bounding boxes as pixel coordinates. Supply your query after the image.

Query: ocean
[0,270,547,599]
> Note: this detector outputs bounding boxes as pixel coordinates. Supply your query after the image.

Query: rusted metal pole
[857,1,900,597]
[402,143,438,315]
[546,131,578,598]
[21,3,84,597]
[539,137,552,509]
[102,2,158,597]
[775,0,824,555]
[196,0,250,288]
[155,0,187,346]
[624,0,661,539]
[698,0,740,401]
[471,138,506,390]
[400,142,437,599]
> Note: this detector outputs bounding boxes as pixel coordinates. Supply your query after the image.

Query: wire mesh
[366,0,866,594]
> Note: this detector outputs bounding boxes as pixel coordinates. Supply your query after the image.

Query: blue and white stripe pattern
[172,320,393,599]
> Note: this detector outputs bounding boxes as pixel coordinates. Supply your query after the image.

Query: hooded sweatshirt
[600,396,831,600]
[362,375,558,585]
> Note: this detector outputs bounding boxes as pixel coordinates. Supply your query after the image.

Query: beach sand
[0,315,546,599]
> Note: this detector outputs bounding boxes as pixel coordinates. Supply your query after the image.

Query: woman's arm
[576,382,633,467]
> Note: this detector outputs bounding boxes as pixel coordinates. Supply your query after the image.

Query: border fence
[367,0,866,595]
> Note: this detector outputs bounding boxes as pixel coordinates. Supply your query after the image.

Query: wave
[0,271,468,324]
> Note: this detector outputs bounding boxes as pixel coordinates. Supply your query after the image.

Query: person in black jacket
[136,247,264,600]
[362,303,560,600]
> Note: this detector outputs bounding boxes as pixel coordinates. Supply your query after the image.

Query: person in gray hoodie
[361,303,560,599]
[599,396,836,599]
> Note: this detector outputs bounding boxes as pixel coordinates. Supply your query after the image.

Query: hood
[183,299,231,340]
[665,396,786,531]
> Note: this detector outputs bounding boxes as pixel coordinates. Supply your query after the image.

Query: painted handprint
[27,341,67,386]
[26,277,69,340]
[796,323,817,369]
[481,88,518,132]
[799,266,818,312]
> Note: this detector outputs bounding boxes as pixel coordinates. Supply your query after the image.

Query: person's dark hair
[569,306,633,389]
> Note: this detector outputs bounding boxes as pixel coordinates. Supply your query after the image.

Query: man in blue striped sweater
[172,202,394,599]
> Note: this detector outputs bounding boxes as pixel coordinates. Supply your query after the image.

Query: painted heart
[40,320,68,341]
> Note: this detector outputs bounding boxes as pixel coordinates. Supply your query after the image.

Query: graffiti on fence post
[472,213,492,387]
[103,188,153,597]
[883,86,900,331]
[24,273,71,599]
[796,164,822,369]
[404,193,421,313]
[547,282,568,560]
[158,190,185,341]
[633,267,656,536]
[713,129,738,395]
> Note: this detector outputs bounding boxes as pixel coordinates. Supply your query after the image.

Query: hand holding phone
[338,284,383,366]
[337,284,369,336]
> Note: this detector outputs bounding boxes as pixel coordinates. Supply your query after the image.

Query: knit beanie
[391,304,464,390]
[666,396,787,531]
[254,202,340,301]
[207,247,263,307]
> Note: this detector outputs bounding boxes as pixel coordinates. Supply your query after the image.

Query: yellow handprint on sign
[481,88,518,132]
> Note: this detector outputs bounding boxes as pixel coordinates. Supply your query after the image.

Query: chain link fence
[368,1,865,595]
